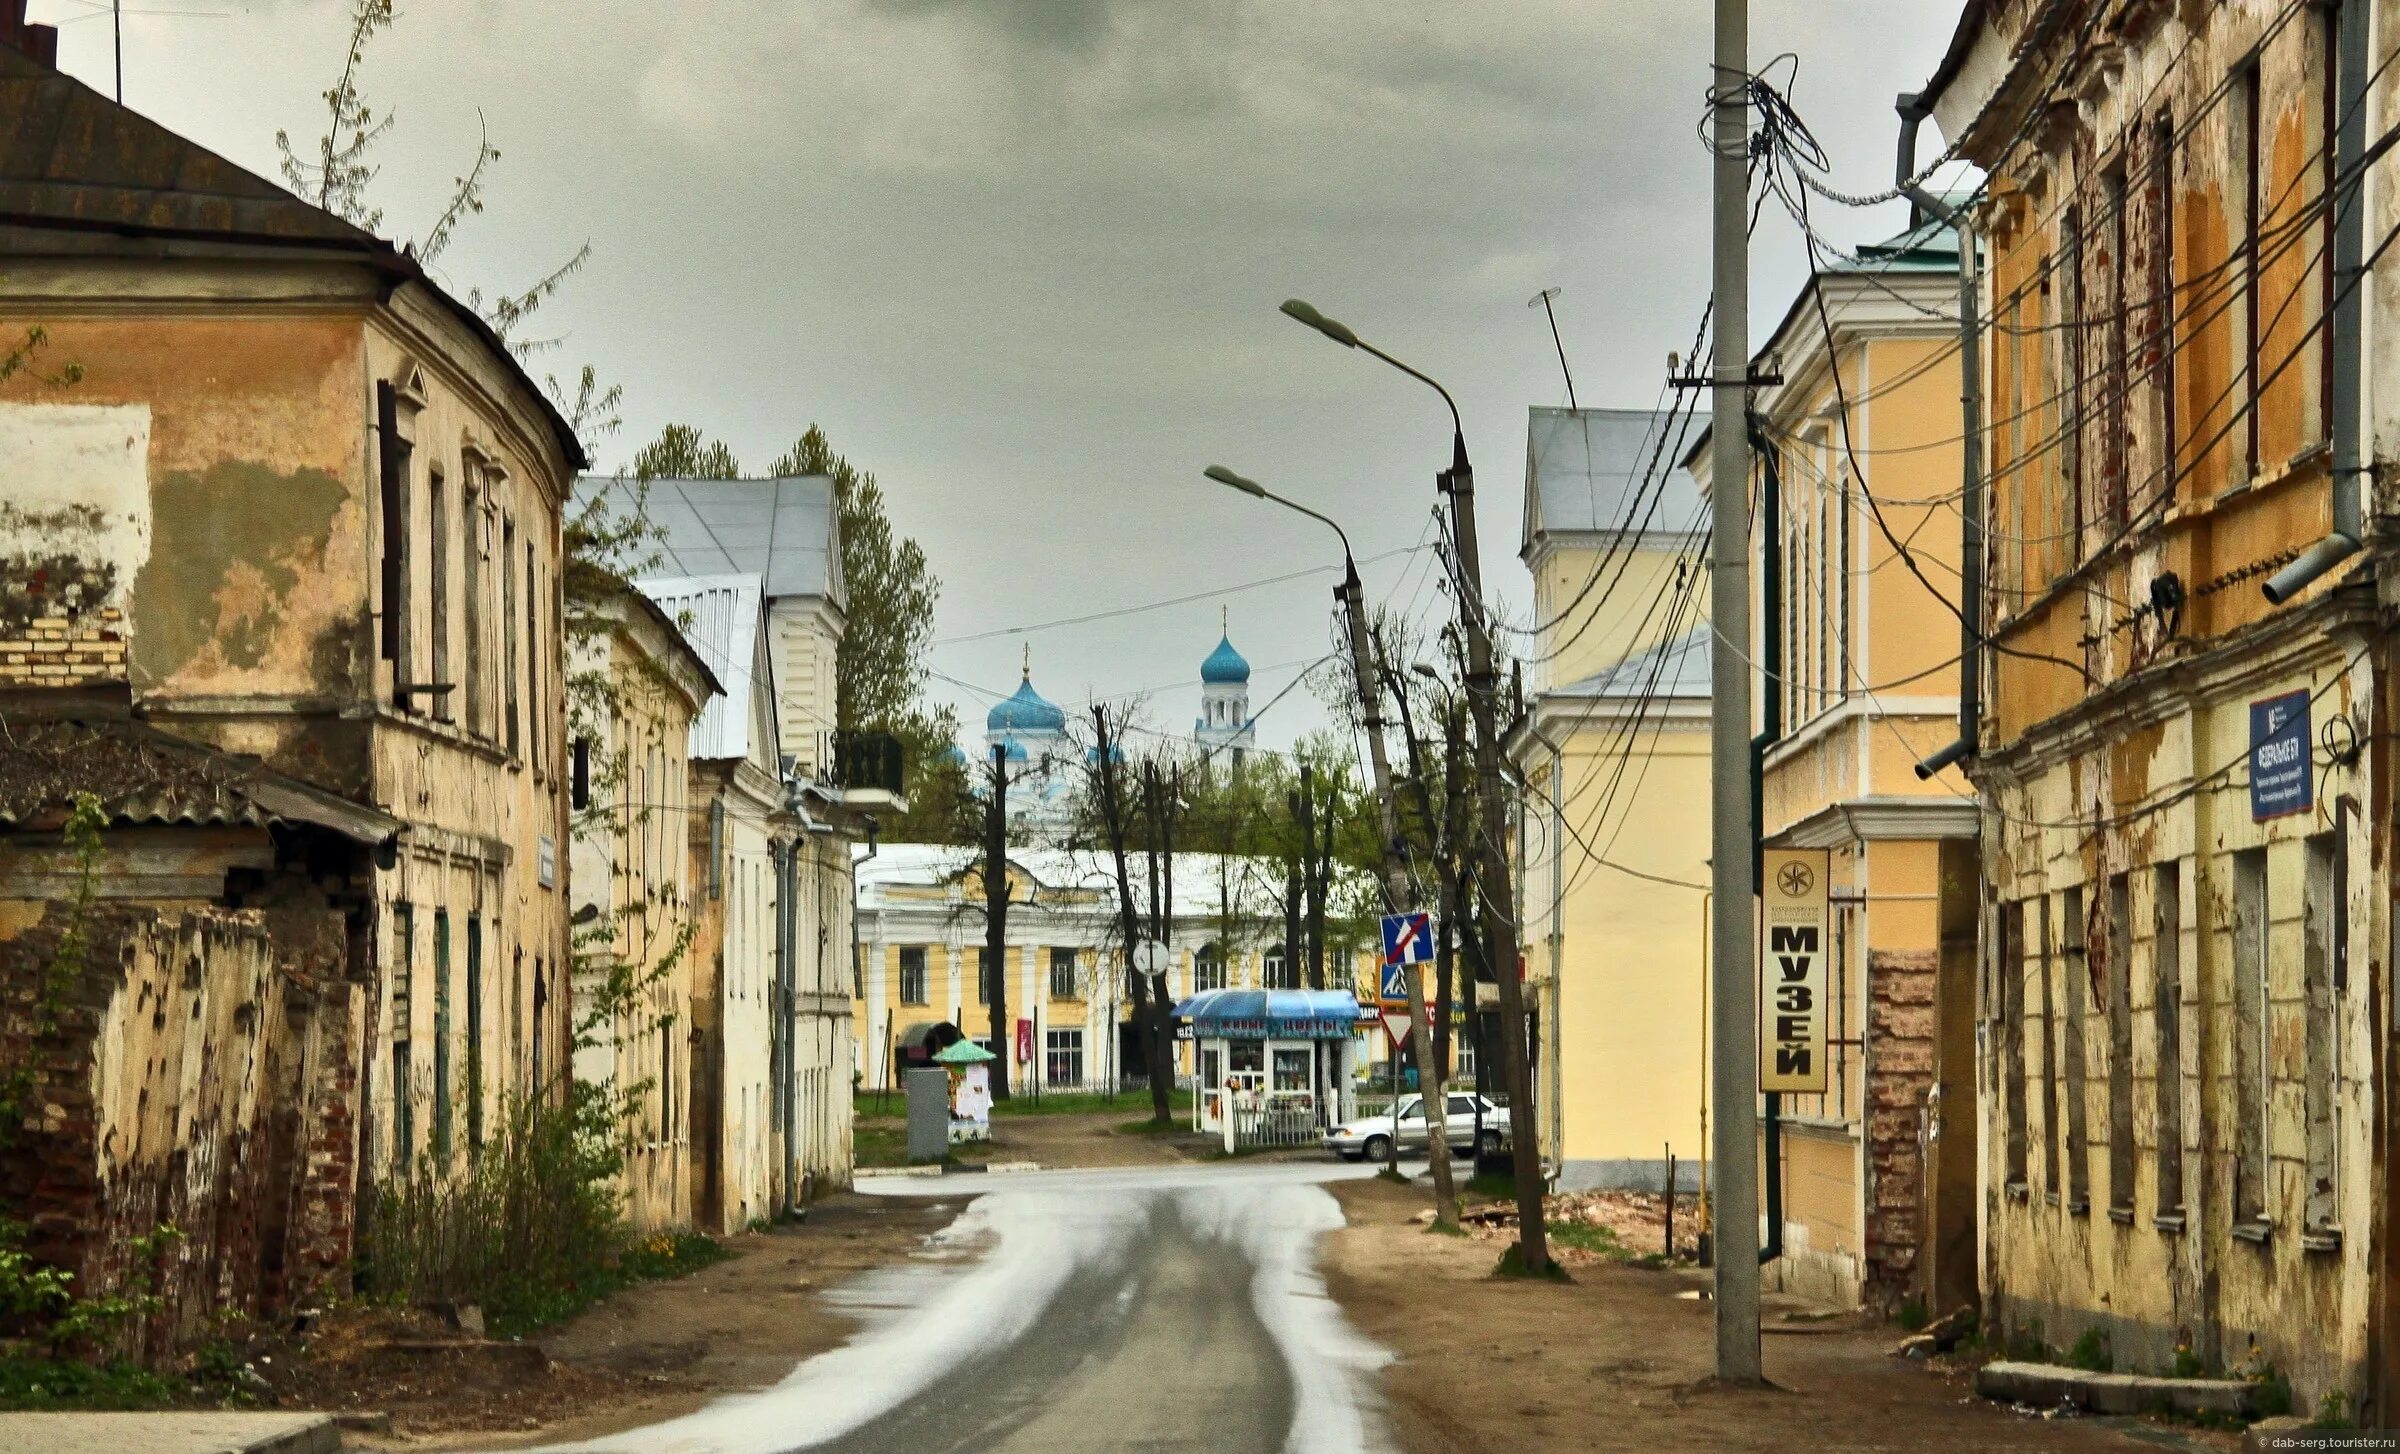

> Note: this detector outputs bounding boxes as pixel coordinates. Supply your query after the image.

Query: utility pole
[985,743,1012,1101]
[1445,437,1540,1271]
[1337,571,1456,1223]
[1709,0,1764,1383]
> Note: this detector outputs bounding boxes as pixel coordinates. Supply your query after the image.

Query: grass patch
[1493,1242,1574,1282]
[485,1231,729,1341]
[1547,1221,1629,1258]
[1463,1171,1516,1202]
[0,1355,182,1411]
[1423,1219,1469,1238]
[1895,1301,1930,1332]
[852,1089,1193,1122]
[1114,1118,1184,1136]
[1376,1165,1411,1185]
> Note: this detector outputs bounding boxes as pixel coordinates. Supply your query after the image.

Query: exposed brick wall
[1863,946,1938,1313]
[0,894,362,1360]
[0,606,128,689]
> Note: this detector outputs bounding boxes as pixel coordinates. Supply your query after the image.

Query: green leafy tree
[631,423,742,482]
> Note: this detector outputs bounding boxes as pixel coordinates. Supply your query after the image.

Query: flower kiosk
[1170,988,1365,1149]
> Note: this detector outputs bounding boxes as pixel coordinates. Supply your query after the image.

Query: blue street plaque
[1379,962,1410,1002]
[2250,689,2311,822]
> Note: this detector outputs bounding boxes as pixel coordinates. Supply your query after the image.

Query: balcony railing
[831,730,905,797]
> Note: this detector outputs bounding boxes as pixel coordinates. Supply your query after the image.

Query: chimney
[0,0,58,68]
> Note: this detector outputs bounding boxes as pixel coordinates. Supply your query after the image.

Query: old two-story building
[1924,0,2393,1416]
[567,577,719,1234]
[0,12,578,1343]
[577,475,885,1207]
[854,843,1394,1095]
[1510,406,1714,1193]
[1684,219,1981,1316]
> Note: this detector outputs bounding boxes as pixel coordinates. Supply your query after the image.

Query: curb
[1974,1360,2256,1419]
[855,1161,1043,1180]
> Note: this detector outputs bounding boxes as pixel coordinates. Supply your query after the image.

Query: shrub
[358,1080,626,1336]
[2067,1326,2113,1373]
[1895,1301,1930,1332]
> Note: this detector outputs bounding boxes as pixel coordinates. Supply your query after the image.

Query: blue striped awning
[1169,988,1365,1041]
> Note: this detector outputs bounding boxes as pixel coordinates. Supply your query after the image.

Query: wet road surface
[556,1163,1393,1454]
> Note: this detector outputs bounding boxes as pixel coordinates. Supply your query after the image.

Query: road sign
[1380,1006,1413,1047]
[1378,962,1411,1003]
[1132,940,1168,975]
[1380,911,1432,967]
[1760,847,1831,1094]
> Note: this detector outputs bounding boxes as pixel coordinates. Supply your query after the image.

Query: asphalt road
[557,1162,1395,1454]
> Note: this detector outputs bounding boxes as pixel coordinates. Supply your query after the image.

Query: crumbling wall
[0,898,362,1358]
[1863,947,1938,1312]
[0,401,151,690]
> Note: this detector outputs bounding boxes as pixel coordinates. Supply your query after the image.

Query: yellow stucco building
[1686,217,1980,1314]
[1513,406,1714,1192]
[853,844,1396,1093]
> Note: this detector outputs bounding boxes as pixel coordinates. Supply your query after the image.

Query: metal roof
[1168,988,1366,1038]
[637,573,772,766]
[575,476,846,611]
[1522,406,1707,557]
[1548,623,1713,701]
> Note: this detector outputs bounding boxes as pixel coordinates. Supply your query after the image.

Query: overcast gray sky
[48,0,1958,751]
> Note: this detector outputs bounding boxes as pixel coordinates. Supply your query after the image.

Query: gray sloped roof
[1550,623,1713,701]
[1522,406,1706,557]
[575,476,847,611]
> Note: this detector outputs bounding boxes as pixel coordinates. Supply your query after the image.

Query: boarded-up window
[2303,832,2341,1233]
[2233,847,2269,1226]
[392,900,414,1175]
[466,916,484,1158]
[2154,862,2186,1222]
[2062,885,2090,1212]
[2039,895,2061,1199]
[2003,900,2028,1188]
[433,910,452,1160]
[377,384,413,705]
[463,476,484,735]
[503,516,520,757]
[429,468,450,720]
[2107,874,2134,1217]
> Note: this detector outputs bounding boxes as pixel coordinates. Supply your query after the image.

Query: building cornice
[1973,584,2379,789]
[1770,795,1981,850]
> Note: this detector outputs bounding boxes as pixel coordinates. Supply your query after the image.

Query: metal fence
[1228,1091,1325,1150]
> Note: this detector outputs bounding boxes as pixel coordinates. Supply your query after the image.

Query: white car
[1325,1092,1506,1162]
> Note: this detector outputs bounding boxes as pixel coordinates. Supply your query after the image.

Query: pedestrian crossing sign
[1379,962,1411,1003]
[1380,911,1432,968]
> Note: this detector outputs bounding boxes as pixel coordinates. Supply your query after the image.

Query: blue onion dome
[1200,633,1250,685]
[1003,739,1031,763]
[987,673,1067,734]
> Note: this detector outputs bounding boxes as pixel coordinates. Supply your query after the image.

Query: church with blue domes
[972,623,1259,838]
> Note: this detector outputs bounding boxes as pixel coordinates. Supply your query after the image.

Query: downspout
[2264,0,2369,605]
[1893,95,1986,782]
[1525,721,1567,1182]
[1750,419,1786,1267]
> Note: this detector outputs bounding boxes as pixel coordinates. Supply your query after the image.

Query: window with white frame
[1045,1028,1084,1086]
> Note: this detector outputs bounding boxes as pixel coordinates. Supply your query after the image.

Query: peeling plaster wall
[0,401,149,687]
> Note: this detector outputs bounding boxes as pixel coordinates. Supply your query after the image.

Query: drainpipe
[2265,0,2369,605]
[1893,94,1986,781]
[1524,720,1567,1180]
[1751,419,1787,1268]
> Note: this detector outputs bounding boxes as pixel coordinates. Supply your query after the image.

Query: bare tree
[1089,705,1174,1123]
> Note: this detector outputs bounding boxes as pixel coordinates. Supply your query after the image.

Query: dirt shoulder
[1321,1177,2236,1454]
[295,1192,969,1449]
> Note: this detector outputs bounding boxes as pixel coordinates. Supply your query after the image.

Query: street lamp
[1277,297,1545,1271]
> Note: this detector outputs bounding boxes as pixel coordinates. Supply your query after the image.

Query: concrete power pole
[1709,0,1763,1383]
[985,742,1012,1101]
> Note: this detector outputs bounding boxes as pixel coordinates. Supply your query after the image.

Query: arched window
[1195,942,1226,993]
[1262,945,1291,990]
